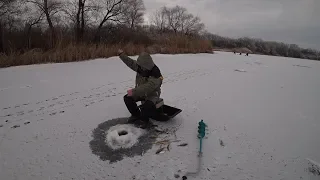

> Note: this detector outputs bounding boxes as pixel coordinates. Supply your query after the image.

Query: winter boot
[137,118,152,129]
[127,115,140,123]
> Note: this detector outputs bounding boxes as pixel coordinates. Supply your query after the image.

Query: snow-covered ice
[0,51,320,179]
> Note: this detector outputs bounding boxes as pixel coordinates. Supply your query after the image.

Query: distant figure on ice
[118,49,163,129]
[239,53,242,55]
[246,53,249,56]
[233,51,236,54]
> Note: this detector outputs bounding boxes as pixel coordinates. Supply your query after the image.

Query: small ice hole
[118,130,128,136]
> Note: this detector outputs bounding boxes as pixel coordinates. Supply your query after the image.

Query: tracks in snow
[0,68,213,130]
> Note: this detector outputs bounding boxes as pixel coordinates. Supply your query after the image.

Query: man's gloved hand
[127,89,133,96]
[118,49,124,56]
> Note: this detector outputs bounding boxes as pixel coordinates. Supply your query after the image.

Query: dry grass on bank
[0,35,213,68]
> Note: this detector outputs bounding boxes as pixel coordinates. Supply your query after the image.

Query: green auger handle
[198,120,206,138]
[197,120,206,153]
[182,120,207,180]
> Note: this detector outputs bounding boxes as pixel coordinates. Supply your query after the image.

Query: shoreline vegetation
[0,1,318,68]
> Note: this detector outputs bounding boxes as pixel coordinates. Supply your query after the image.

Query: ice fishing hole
[118,130,128,136]
[89,117,159,163]
[104,124,146,150]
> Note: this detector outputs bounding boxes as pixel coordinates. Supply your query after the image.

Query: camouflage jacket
[119,53,163,103]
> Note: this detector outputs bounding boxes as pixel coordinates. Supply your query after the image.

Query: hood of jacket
[137,52,155,70]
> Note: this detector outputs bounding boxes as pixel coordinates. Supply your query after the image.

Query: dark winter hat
[137,52,155,70]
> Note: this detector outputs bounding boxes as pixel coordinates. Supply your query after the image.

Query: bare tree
[159,5,204,35]
[0,0,20,52]
[91,0,125,42]
[150,6,167,32]
[0,0,20,17]
[122,0,145,29]
[163,5,186,34]
[182,14,204,35]
[27,0,63,47]
[24,7,44,48]
[63,0,95,42]
[76,0,85,42]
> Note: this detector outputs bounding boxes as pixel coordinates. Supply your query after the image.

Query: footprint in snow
[20,85,32,88]
[11,125,20,129]
[49,111,64,116]
[293,65,311,68]
[17,111,25,116]
[234,69,247,72]
[49,112,57,116]
[219,139,225,147]
[70,92,79,95]
[24,122,30,125]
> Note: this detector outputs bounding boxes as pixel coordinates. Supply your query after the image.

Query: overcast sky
[143,0,320,50]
